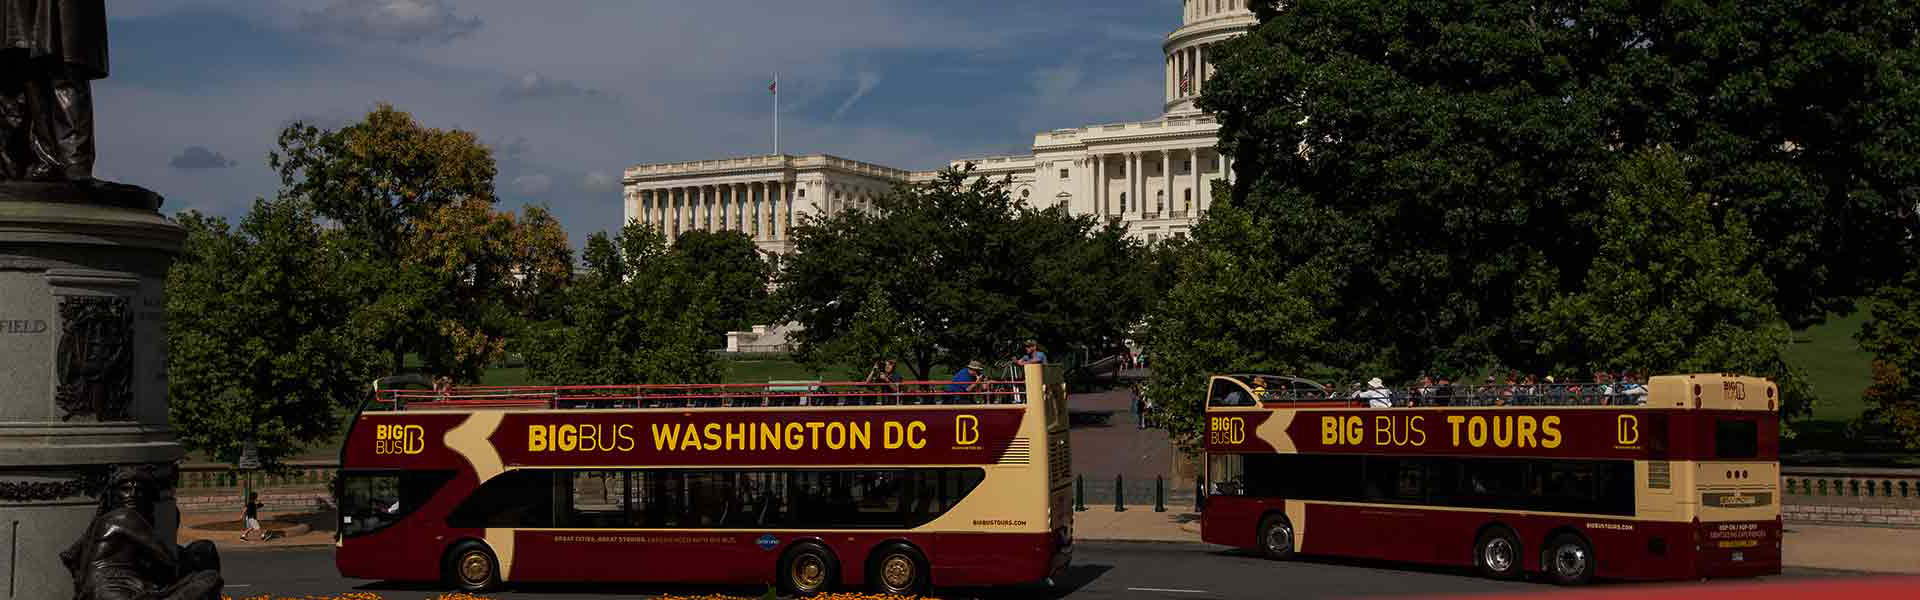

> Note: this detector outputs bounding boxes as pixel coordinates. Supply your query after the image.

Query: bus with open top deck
[335,364,1073,594]
[1201,372,1780,584]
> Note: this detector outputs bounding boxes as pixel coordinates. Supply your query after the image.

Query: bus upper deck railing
[375,379,1029,411]
[1214,381,1661,408]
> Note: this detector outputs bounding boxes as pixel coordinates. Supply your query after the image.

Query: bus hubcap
[882,555,915,589]
[793,555,825,589]
[1267,522,1293,553]
[1555,545,1587,577]
[459,552,490,584]
[1484,539,1514,572]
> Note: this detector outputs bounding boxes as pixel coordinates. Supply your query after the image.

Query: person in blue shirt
[947,360,985,404]
[1015,340,1047,365]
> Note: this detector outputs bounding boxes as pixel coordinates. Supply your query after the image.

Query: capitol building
[623,1,1257,254]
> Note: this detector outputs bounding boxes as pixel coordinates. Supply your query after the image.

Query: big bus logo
[376,424,427,455]
[1210,416,1246,445]
[1616,415,1640,446]
[955,415,980,446]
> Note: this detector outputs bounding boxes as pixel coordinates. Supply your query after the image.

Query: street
[222,541,1867,599]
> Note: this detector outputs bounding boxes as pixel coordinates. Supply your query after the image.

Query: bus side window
[447,470,553,529]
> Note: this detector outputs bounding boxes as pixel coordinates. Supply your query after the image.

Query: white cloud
[511,174,552,195]
[300,0,482,45]
[582,171,617,192]
[833,71,883,120]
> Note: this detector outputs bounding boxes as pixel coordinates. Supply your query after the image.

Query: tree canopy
[1144,0,1919,449]
[521,222,722,386]
[167,199,380,471]
[670,229,775,344]
[776,167,1152,380]
[270,104,569,380]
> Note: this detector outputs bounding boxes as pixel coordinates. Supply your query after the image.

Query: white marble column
[1130,152,1142,216]
[1192,147,1204,215]
[773,180,785,240]
[1160,150,1172,216]
[1195,44,1205,97]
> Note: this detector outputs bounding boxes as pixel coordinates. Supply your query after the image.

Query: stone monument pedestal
[0,184,186,600]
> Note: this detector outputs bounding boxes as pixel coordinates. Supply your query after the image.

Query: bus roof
[1207,373,1778,412]
[368,379,1032,412]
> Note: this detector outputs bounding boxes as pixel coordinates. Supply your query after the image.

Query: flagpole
[773,73,779,156]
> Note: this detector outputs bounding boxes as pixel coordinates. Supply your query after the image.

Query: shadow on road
[350,564,1116,599]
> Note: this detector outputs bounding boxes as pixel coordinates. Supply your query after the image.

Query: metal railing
[1218,379,1661,408]
[379,379,1028,411]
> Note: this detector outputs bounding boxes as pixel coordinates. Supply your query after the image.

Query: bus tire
[1544,533,1595,586]
[868,542,929,596]
[444,540,500,593]
[1474,527,1523,580]
[1257,514,1296,560]
[779,541,839,596]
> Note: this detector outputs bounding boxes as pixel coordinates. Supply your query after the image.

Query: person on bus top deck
[1362,378,1393,408]
[1015,340,1047,365]
[947,360,986,404]
[864,359,905,405]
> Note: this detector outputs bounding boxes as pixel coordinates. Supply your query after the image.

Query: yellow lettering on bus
[805,422,825,448]
[907,421,926,449]
[884,421,905,449]
[557,425,577,451]
[1517,416,1538,448]
[850,422,871,449]
[1447,415,1466,446]
[1541,416,1562,448]
[616,424,635,451]
[529,425,548,451]
[682,424,701,450]
[825,422,846,449]
[702,423,721,450]
[1492,416,1513,448]
[652,423,679,450]
[956,415,980,445]
[785,422,804,449]
[1467,418,1487,447]
[1321,416,1339,445]
[1409,416,1427,446]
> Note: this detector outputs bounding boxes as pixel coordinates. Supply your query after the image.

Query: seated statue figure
[60,465,223,600]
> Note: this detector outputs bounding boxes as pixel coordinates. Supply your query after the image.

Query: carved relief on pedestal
[55,295,135,422]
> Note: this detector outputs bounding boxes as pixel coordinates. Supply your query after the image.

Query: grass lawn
[1784,311,1873,423]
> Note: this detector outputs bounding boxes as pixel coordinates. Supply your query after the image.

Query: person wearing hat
[1014,340,1047,365]
[946,360,986,404]
[1362,377,1393,408]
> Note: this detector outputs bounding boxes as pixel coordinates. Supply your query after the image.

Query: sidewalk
[176,509,336,551]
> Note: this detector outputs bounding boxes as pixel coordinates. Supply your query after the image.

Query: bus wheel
[780,542,839,596]
[1257,515,1296,560]
[445,541,499,593]
[1545,534,1595,586]
[1474,527,1523,580]
[868,542,929,596]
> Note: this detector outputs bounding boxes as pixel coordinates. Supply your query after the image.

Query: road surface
[221,541,1867,599]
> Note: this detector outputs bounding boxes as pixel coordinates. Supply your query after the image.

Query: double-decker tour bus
[1201,373,1780,584]
[335,364,1073,594]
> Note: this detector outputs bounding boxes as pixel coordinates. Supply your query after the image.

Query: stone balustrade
[1782,467,1920,527]
[177,461,336,490]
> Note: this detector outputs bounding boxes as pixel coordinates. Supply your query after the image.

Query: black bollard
[1154,475,1166,512]
[1075,474,1087,512]
[1115,475,1126,512]
[1195,476,1205,513]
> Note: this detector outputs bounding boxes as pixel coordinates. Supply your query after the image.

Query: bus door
[338,470,450,579]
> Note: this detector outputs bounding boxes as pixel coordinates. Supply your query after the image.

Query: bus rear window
[1714,419,1758,459]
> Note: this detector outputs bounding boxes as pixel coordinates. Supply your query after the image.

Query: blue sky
[97,1,1185,249]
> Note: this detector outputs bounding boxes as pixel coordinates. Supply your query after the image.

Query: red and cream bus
[335,364,1073,594]
[1201,373,1781,584]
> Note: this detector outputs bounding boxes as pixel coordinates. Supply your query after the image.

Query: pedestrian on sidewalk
[239,492,263,542]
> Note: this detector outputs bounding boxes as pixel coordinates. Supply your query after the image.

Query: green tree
[167,199,380,470]
[1177,0,1918,421]
[1518,147,1810,407]
[522,222,721,385]
[1142,196,1337,453]
[1858,268,1920,448]
[777,166,1149,380]
[270,104,569,380]
[670,229,774,343]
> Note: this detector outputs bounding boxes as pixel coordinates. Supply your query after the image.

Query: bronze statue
[1,0,107,181]
[60,465,223,600]
[0,1,161,211]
